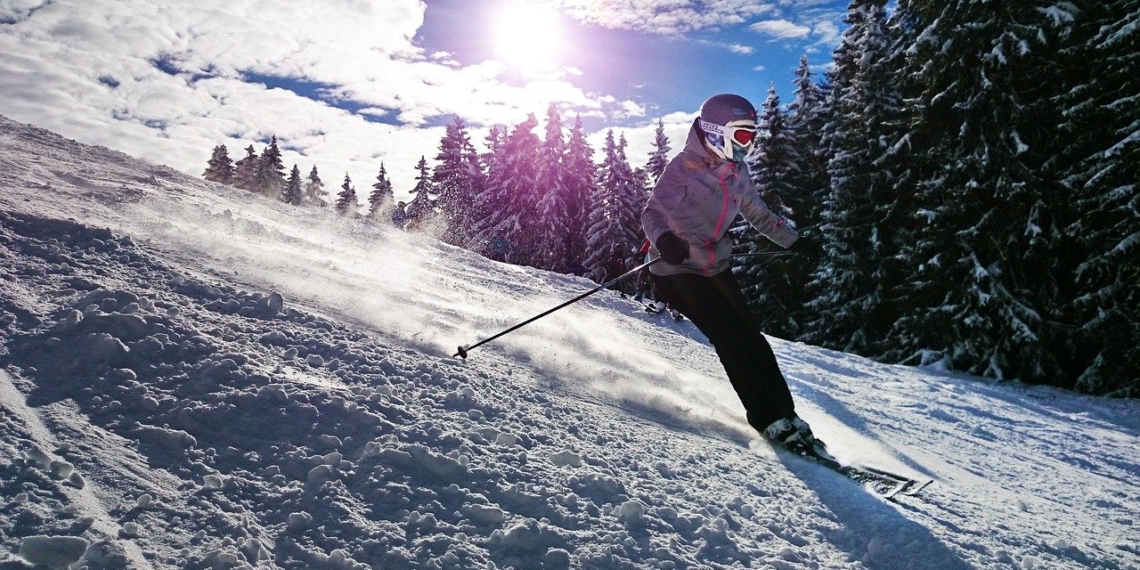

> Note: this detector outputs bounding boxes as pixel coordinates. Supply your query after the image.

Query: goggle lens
[732,129,756,145]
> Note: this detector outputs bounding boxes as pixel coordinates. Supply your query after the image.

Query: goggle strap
[699,119,725,136]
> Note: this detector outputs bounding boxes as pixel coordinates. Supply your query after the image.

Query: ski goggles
[699,119,757,147]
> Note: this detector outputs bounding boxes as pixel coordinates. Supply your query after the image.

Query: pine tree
[367,163,395,221]
[404,156,435,230]
[472,125,508,258]
[806,0,910,354]
[782,55,832,342]
[335,173,359,216]
[1055,0,1140,394]
[281,164,303,205]
[473,115,541,266]
[615,134,646,255]
[203,144,234,184]
[253,135,286,197]
[786,54,830,240]
[732,84,804,338]
[583,130,641,289]
[232,145,259,191]
[645,118,671,186]
[562,116,597,275]
[533,104,573,272]
[887,0,1067,381]
[433,117,483,246]
[303,166,326,207]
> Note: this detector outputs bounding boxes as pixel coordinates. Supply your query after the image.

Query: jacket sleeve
[641,163,683,246]
[739,185,799,248]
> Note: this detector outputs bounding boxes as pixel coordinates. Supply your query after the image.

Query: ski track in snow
[1,114,1138,569]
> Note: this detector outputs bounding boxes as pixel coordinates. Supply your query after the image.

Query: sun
[492,1,564,73]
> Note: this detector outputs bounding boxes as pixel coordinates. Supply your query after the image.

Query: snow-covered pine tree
[472,115,541,266]
[780,55,832,341]
[203,144,234,184]
[729,84,803,338]
[404,156,435,231]
[807,0,908,354]
[471,125,508,258]
[433,117,483,247]
[644,118,671,186]
[533,104,574,273]
[232,145,259,191]
[281,164,303,205]
[253,135,286,198]
[583,130,640,290]
[785,54,829,243]
[751,85,798,216]
[1054,0,1139,394]
[562,116,597,275]
[335,173,359,217]
[615,134,646,260]
[886,0,1066,382]
[304,166,327,207]
[367,163,395,221]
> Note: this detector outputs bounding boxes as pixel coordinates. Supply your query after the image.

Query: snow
[1,113,1139,569]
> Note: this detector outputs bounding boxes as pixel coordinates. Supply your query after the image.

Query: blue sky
[0,0,849,199]
[417,0,845,126]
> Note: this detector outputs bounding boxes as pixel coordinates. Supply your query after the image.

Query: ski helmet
[698,93,758,162]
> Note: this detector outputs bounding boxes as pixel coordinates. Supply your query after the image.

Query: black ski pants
[651,269,796,432]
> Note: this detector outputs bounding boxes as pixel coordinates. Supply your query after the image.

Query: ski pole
[732,251,797,260]
[455,257,663,359]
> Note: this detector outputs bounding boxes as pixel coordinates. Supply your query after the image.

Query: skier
[634,239,683,319]
[391,201,409,228]
[633,240,662,310]
[641,93,822,452]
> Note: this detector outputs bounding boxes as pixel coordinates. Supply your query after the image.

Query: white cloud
[811,20,842,49]
[0,0,43,22]
[588,110,696,174]
[0,0,643,197]
[749,19,812,40]
[552,0,777,35]
[0,0,848,197]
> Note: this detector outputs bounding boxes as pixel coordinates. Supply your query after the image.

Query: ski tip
[905,479,935,495]
[884,478,935,499]
[881,479,915,499]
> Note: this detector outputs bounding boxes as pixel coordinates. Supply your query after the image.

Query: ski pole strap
[455,257,663,359]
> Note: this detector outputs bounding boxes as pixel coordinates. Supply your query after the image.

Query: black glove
[655,232,690,265]
[789,237,823,258]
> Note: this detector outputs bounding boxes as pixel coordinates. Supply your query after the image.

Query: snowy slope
[1,114,1137,570]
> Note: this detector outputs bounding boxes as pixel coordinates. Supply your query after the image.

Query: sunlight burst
[493,1,564,73]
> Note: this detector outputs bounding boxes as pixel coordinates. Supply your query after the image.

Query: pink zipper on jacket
[703,163,734,274]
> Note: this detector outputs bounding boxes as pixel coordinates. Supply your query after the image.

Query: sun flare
[493,1,564,73]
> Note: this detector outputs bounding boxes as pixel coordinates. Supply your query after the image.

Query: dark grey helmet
[698,94,758,161]
[700,93,757,126]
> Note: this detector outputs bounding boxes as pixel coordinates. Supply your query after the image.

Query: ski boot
[763,416,817,455]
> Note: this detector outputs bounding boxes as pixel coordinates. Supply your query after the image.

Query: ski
[789,441,933,499]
